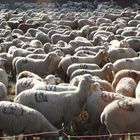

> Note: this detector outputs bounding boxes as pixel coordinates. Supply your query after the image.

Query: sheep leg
[98,124,110,140]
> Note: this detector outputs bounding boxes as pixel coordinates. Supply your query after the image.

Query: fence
[1,130,140,140]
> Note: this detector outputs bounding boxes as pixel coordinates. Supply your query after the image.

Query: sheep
[74,50,97,57]
[53,37,94,56]
[25,28,39,37]
[0,82,8,101]
[71,36,93,47]
[70,63,114,83]
[113,57,140,73]
[103,13,120,21]
[107,40,129,49]
[0,41,13,53]
[44,74,57,85]
[96,17,112,26]
[7,20,21,30]
[124,37,140,52]
[115,77,137,97]
[121,30,138,37]
[75,45,108,53]
[33,83,77,92]
[108,47,138,63]
[0,101,58,138]
[87,82,128,131]
[14,52,62,77]
[18,23,40,33]
[51,31,78,44]
[57,19,78,29]
[58,49,109,74]
[47,29,68,40]
[38,27,55,34]
[12,48,33,58]
[15,77,46,95]
[70,74,114,92]
[67,63,100,77]
[128,20,140,27]
[0,68,8,88]
[112,69,140,89]
[12,29,24,36]
[44,23,57,29]
[35,31,51,44]
[14,75,95,128]
[18,35,36,43]
[26,54,47,59]
[77,19,95,29]
[0,21,11,30]
[16,71,43,81]
[29,39,43,48]
[100,98,140,134]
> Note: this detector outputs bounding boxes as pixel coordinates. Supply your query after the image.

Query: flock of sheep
[1,0,140,140]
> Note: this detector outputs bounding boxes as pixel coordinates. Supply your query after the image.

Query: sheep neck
[94,51,106,65]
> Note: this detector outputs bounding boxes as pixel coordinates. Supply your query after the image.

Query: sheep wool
[0,101,58,137]
[14,76,94,128]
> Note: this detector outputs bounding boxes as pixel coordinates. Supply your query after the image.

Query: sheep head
[89,81,102,95]
[98,49,109,60]
[17,71,31,80]
[46,52,62,74]
[103,63,115,82]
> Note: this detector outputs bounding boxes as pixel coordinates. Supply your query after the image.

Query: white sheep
[26,54,47,59]
[57,19,78,29]
[115,77,137,97]
[14,76,95,128]
[15,77,46,95]
[108,47,138,63]
[87,82,128,130]
[112,69,140,89]
[96,17,112,26]
[58,49,108,74]
[125,37,140,52]
[70,74,114,92]
[74,45,108,53]
[101,98,140,134]
[70,63,114,83]
[14,52,62,77]
[67,63,100,77]
[113,57,140,73]
[16,71,43,81]
[73,50,97,57]
[51,31,77,44]
[0,101,58,138]
[35,31,51,44]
